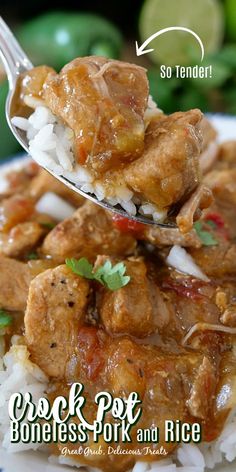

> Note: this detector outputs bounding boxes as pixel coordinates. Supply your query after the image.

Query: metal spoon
[0,17,175,227]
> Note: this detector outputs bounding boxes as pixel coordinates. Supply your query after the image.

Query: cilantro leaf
[0,309,12,328]
[194,221,218,246]
[103,272,124,291]
[94,260,112,283]
[41,222,56,230]
[205,219,217,230]
[65,257,94,279]
[104,272,130,290]
[66,257,131,291]
[27,252,38,260]
[94,260,131,290]
[110,262,127,276]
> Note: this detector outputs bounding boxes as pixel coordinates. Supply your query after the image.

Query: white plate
[0,115,236,472]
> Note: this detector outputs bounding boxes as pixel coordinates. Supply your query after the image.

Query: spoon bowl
[0,17,175,227]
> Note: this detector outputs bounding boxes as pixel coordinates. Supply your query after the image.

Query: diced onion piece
[166,245,210,282]
[36,192,76,221]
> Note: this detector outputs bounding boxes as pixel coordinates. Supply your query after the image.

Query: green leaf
[110,262,126,276]
[41,222,56,230]
[194,221,218,246]
[66,257,131,291]
[102,271,130,291]
[205,219,217,230]
[0,309,12,328]
[65,257,94,279]
[93,262,110,285]
[216,45,236,70]
[103,271,124,291]
[27,252,38,260]
[95,260,131,290]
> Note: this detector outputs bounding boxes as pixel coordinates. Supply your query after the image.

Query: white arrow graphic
[136,26,205,61]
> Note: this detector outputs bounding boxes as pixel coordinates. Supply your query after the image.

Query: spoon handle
[0,17,32,89]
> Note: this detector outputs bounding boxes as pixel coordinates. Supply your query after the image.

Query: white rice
[0,340,235,471]
[0,339,48,453]
[11,98,167,223]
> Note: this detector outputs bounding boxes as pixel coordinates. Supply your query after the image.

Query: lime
[17,12,123,71]
[139,0,224,66]
[225,0,236,41]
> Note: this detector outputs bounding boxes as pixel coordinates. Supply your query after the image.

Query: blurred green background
[0,0,235,158]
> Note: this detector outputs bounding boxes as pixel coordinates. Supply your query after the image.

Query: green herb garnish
[0,309,12,328]
[194,221,218,246]
[40,222,56,230]
[27,252,38,260]
[205,219,217,230]
[66,257,131,291]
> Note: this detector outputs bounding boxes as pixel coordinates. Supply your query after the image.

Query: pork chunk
[0,195,35,232]
[124,110,202,209]
[199,117,218,174]
[43,56,149,173]
[106,337,210,450]
[0,222,44,258]
[0,256,31,311]
[25,265,90,378]
[220,305,236,327]
[106,338,147,398]
[98,257,172,337]
[187,356,216,419]
[218,140,236,167]
[190,242,236,277]
[18,65,55,101]
[143,226,202,248]
[204,168,236,206]
[42,201,136,262]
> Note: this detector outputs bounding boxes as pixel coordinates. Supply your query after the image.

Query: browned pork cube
[0,256,32,311]
[124,109,202,209]
[13,65,55,116]
[190,241,236,278]
[42,201,136,262]
[199,117,218,173]
[25,265,90,378]
[106,337,216,454]
[98,256,172,337]
[0,222,44,258]
[43,56,149,173]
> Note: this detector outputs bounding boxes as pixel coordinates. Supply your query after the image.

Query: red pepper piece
[112,214,145,235]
